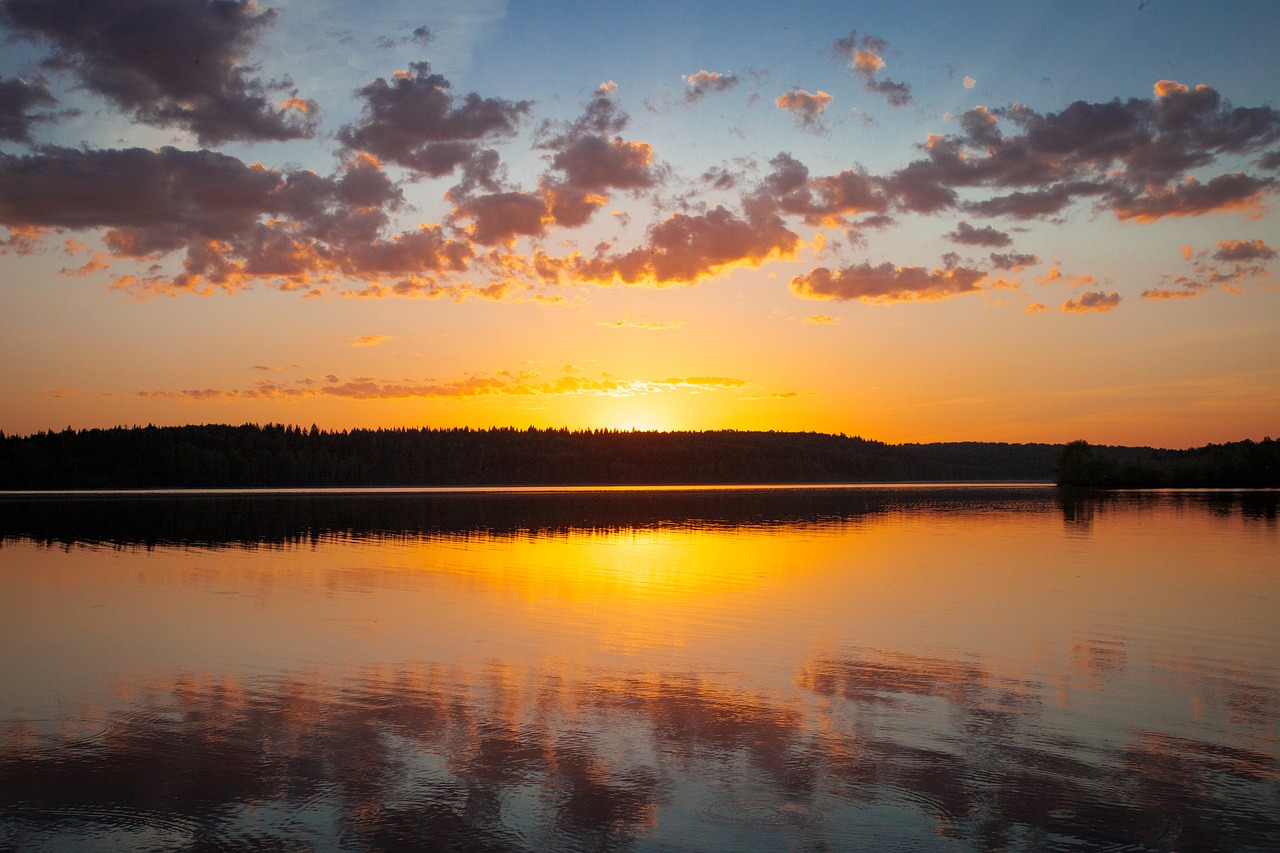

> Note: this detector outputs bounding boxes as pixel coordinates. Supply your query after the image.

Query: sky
[1,0,1278,447]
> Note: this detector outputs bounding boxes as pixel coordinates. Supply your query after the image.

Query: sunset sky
[2,0,1278,447]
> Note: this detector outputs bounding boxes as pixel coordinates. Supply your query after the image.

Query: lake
[1,486,1277,851]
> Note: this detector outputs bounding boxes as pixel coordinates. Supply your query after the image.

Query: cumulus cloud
[0,145,486,295]
[1062,291,1120,312]
[0,76,58,142]
[871,82,1280,223]
[2,0,318,144]
[945,220,1012,247]
[832,30,913,106]
[989,252,1038,271]
[685,70,739,102]
[1213,237,1276,262]
[790,261,988,303]
[525,85,662,229]
[1145,237,1277,299]
[338,62,530,178]
[750,153,891,227]
[577,205,800,285]
[775,89,832,130]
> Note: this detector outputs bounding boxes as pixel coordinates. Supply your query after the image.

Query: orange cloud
[1061,291,1120,313]
[791,261,987,303]
[130,370,755,403]
[852,50,884,75]
[775,89,832,130]
[575,206,799,286]
[349,335,390,347]
[1112,174,1273,222]
[803,314,841,325]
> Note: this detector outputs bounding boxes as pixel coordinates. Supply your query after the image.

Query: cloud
[0,145,488,295]
[1062,291,1120,313]
[685,70,739,103]
[0,76,58,142]
[131,370,753,402]
[1036,266,1096,288]
[451,191,551,246]
[338,62,531,178]
[1146,237,1277,299]
[1024,302,1047,313]
[790,261,988,303]
[749,153,890,227]
[598,319,684,330]
[945,220,1012,247]
[1212,238,1276,262]
[775,89,832,130]
[576,205,800,285]
[964,76,976,89]
[528,85,661,229]
[872,82,1280,222]
[989,252,1038,271]
[1110,174,1273,222]
[804,314,841,324]
[832,30,913,107]
[2,0,318,144]
[349,334,390,347]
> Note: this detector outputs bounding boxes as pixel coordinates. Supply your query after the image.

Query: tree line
[1,423,1062,488]
[1054,438,1280,488]
[2,424,1274,489]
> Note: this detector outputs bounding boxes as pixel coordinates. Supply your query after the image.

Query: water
[1,486,1276,851]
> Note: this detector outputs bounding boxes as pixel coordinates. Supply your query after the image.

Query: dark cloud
[775,89,832,131]
[831,29,913,107]
[879,83,1280,221]
[576,205,799,285]
[989,252,1038,271]
[0,76,57,142]
[452,191,549,246]
[962,182,1107,218]
[339,62,531,178]
[533,86,660,228]
[945,220,1012,247]
[0,145,486,295]
[1110,173,1274,221]
[1212,238,1275,262]
[790,261,987,303]
[1062,291,1120,313]
[684,70,739,103]
[2,0,318,144]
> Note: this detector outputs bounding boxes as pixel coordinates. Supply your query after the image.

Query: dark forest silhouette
[0,424,1275,489]
[1,424,1062,488]
[1055,438,1280,488]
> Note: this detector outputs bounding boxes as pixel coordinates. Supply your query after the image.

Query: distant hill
[1,424,1063,489]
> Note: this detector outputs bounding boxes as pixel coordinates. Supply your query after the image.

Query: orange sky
[1,1,1277,447]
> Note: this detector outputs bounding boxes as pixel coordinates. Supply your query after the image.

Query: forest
[1053,438,1280,488]
[1,424,1062,488]
[1,424,1275,489]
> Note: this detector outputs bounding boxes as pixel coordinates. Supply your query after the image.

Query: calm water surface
[1,486,1277,851]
